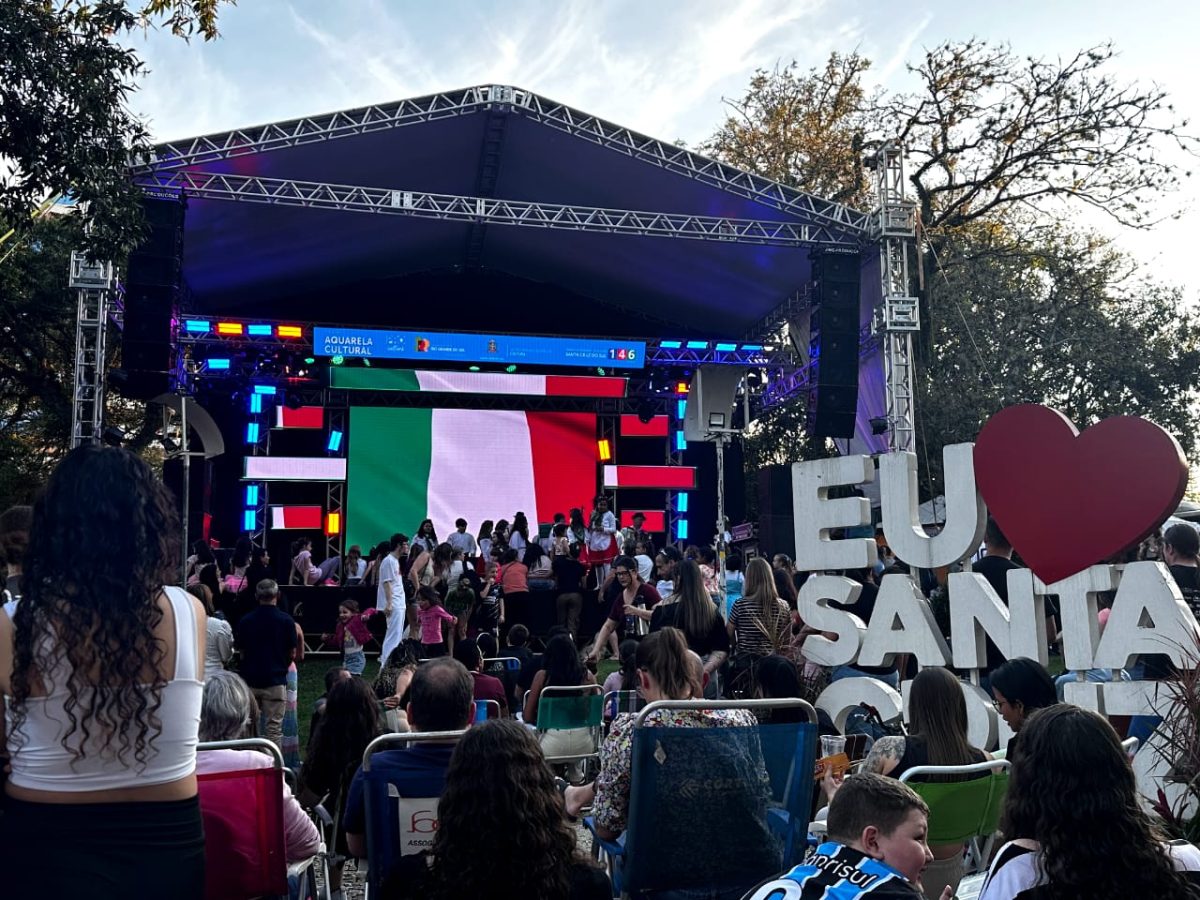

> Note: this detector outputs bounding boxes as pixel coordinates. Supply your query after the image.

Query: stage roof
[134,85,872,340]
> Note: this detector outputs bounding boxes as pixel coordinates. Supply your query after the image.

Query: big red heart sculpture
[973,404,1188,585]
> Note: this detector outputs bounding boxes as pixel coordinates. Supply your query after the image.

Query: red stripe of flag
[276,406,324,429]
[527,412,598,529]
[619,414,669,437]
[545,375,627,398]
[605,465,696,489]
[621,510,666,532]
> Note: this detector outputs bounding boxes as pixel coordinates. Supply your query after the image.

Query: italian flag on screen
[347,407,597,550]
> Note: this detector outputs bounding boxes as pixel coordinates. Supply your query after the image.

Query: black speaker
[808,249,861,438]
[757,464,795,559]
[122,196,184,400]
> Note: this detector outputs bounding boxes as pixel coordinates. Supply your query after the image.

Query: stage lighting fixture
[505,364,518,373]
[870,416,889,436]
[327,430,344,453]
[331,355,345,366]
[242,510,256,532]
[325,512,341,535]
[245,423,260,444]
[596,367,606,376]
[101,426,125,447]
[675,381,689,394]
[675,519,689,541]
[675,430,686,451]
[636,399,657,424]
[468,365,481,372]
[304,357,316,365]
[362,359,372,367]
[677,493,689,513]
[597,439,613,462]
[249,393,263,414]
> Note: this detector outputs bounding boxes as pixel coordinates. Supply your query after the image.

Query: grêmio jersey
[741,842,923,899]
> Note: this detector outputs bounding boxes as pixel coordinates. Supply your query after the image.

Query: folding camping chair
[899,758,1012,875]
[197,738,323,900]
[585,698,818,900]
[359,729,467,899]
[533,683,605,772]
[602,689,645,732]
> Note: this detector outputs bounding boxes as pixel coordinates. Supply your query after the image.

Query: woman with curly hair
[0,445,206,897]
[979,704,1200,900]
[383,718,610,900]
[299,675,382,900]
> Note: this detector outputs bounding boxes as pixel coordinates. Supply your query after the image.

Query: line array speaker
[807,249,861,438]
[121,195,185,399]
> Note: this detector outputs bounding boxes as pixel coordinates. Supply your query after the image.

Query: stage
[104,85,884,592]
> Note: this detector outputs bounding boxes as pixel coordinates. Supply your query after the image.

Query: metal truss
[68,253,116,447]
[132,86,500,173]
[325,407,347,560]
[758,324,880,413]
[740,285,814,347]
[645,344,795,368]
[869,144,919,453]
[135,84,870,241]
[132,169,851,248]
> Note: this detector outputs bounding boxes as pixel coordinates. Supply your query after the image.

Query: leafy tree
[707,42,1199,496]
[0,1,229,258]
[702,53,880,210]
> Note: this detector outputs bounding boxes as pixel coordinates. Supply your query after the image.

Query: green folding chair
[535,684,605,767]
[899,759,1011,874]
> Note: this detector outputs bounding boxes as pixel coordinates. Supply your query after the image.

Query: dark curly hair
[10,445,180,768]
[419,719,597,899]
[1002,704,1200,899]
[300,676,380,806]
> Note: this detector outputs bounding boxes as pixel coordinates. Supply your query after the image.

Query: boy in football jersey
[742,773,951,899]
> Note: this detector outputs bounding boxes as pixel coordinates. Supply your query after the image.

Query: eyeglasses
[615,570,632,577]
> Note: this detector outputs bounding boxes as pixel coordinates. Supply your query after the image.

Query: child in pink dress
[415,585,456,658]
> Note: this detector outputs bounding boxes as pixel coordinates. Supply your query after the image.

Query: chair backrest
[474,698,502,721]
[899,759,1012,844]
[603,689,645,721]
[484,656,522,672]
[536,683,604,731]
[360,729,467,897]
[196,738,288,900]
[621,698,818,896]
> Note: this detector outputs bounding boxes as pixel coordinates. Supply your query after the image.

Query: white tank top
[5,585,203,792]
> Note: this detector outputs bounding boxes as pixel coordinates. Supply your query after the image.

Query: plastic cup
[820,735,847,759]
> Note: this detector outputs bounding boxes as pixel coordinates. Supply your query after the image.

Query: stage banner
[347,407,597,551]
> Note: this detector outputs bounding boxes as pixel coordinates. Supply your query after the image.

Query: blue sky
[130,0,1199,298]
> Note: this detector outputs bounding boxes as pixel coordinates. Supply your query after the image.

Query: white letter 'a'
[879,445,985,569]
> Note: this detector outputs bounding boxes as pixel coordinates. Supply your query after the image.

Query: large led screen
[346,407,597,551]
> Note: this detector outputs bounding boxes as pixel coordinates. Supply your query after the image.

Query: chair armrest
[583,816,625,859]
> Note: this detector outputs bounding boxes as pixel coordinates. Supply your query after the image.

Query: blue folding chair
[359,729,466,898]
[585,698,817,900]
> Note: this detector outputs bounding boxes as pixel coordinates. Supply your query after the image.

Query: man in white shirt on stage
[447,518,478,558]
[377,532,408,665]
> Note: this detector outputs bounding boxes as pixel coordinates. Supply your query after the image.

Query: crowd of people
[3,445,1200,899]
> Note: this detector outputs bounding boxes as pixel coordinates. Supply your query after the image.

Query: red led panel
[603,465,696,489]
[620,510,666,532]
[269,506,324,530]
[275,406,324,429]
[619,414,669,437]
[545,375,627,398]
